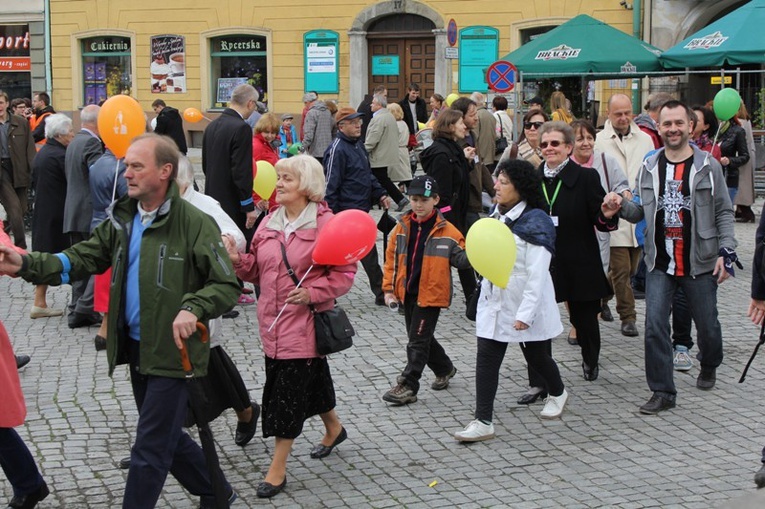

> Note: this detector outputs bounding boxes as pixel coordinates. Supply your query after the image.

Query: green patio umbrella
[497,14,663,78]
[661,0,765,68]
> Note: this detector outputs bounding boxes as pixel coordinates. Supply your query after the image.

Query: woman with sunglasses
[538,121,619,382]
[498,109,550,167]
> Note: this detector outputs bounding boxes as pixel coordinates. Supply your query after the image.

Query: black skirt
[262,356,336,439]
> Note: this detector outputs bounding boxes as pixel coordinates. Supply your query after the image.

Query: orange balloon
[97,95,146,159]
[183,107,203,123]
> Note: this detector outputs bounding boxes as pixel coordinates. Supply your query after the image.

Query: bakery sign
[151,35,186,94]
[535,44,581,61]
[684,31,728,51]
[0,24,31,72]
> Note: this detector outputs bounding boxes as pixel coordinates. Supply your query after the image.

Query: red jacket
[233,202,356,359]
[252,133,279,207]
[0,320,26,427]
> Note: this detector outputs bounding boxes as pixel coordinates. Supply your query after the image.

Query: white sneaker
[454,419,495,442]
[673,346,693,372]
[540,389,569,419]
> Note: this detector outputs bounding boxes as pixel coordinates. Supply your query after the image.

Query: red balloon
[313,210,377,265]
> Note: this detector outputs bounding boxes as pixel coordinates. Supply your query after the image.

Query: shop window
[81,36,132,105]
[210,34,267,109]
[0,24,31,100]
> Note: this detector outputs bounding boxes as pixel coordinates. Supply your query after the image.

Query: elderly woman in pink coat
[223,155,356,499]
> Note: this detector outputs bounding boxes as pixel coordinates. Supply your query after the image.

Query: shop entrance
[366,15,435,104]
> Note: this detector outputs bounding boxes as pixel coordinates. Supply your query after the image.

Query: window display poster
[217,77,248,104]
[151,35,185,94]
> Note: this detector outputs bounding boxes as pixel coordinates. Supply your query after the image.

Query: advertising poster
[151,35,185,94]
[217,77,248,104]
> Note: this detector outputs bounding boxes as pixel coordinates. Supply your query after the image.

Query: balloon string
[267,264,314,332]
[202,116,213,122]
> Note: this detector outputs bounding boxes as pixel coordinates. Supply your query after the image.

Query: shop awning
[496,14,663,79]
[661,0,765,68]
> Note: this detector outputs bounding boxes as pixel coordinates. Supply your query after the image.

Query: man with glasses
[595,94,654,338]
[324,107,392,305]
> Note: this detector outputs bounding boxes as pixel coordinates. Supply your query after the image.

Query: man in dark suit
[202,84,259,241]
[398,83,428,136]
[152,99,188,154]
[63,104,103,328]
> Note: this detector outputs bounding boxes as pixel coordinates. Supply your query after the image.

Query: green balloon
[713,88,741,121]
[288,142,302,156]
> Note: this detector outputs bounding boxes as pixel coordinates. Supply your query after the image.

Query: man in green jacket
[0,133,241,508]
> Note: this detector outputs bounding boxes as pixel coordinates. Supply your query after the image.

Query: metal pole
[632,0,642,113]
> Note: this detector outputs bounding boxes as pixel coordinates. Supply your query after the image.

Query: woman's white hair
[44,113,72,140]
[275,155,325,202]
[176,155,195,190]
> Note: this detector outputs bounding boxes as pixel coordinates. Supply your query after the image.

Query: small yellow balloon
[253,160,277,199]
[445,93,460,107]
[465,218,516,288]
[417,121,426,131]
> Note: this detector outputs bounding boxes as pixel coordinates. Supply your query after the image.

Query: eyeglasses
[539,140,564,149]
[524,121,544,130]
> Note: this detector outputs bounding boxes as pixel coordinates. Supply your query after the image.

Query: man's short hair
[151,99,166,109]
[80,104,100,125]
[373,93,387,108]
[659,100,694,123]
[0,90,9,103]
[176,155,195,190]
[34,92,50,106]
[275,155,325,203]
[132,133,180,181]
[451,97,476,116]
[644,92,674,113]
[373,85,386,95]
[407,83,420,92]
[44,113,72,139]
[230,84,258,107]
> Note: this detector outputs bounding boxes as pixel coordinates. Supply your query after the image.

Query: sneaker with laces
[540,389,569,419]
[238,294,256,305]
[382,384,417,405]
[454,419,495,442]
[673,346,693,372]
[431,366,457,390]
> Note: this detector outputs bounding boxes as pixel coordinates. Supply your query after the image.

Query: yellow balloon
[417,121,426,131]
[465,218,517,288]
[253,160,277,199]
[445,93,460,107]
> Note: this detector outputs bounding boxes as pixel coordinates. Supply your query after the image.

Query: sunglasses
[524,121,544,130]
[539,140,564,149]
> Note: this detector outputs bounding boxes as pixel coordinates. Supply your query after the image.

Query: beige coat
[365,109,400,169]
[475,106,498,165]
[595,120,654,247]
[390,120,412,182]
[734,118,756,207]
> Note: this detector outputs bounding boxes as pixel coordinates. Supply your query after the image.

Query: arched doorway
[366,14,435,104]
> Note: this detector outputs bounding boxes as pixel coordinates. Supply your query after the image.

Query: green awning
[496,14,663,79]
[661,0,765,68]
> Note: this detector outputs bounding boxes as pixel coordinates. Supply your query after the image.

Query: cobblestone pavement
[3,154,765,507]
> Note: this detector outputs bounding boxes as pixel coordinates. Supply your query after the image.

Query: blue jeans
[0,428,45,498]
[645,270,723,398]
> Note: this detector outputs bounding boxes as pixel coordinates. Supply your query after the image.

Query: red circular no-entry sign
[486,60,517,93]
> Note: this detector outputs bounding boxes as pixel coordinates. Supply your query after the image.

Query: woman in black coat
[717,115,749,204]
[538,121,618,381]
[29,113,74,318]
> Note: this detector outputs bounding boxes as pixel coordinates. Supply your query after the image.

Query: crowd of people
[0,80,762,508]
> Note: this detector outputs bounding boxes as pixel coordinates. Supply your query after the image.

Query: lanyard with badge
[542,180,561,227]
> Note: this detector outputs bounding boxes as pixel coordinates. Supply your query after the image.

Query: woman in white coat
[387,103,414,190]
[454,159,567,443]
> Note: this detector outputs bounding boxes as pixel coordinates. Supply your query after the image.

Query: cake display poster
[150,35,185,94]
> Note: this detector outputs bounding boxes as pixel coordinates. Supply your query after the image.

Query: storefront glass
[81,36,131,105]
[0,24,31,100]
[210,34,267,108]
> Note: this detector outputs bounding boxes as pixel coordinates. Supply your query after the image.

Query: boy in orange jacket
[381,175,471,405]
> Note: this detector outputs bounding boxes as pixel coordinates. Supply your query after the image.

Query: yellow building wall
[49,0,635,116]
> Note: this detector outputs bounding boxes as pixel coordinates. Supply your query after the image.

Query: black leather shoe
[235,403,260,446]
[118,456,131,469]
[15,355,30,370]
[582,362,599,381]
[68,312,102,329]
[600,304,614,322]
[256,477,286,498]
[94,335,107,351]
[374,295,385,306]
[9,481,49,509]
[639,393,676,415]
[222,310,239,319]
[310,427,347,459]
[621,320,639,337]
[755,464,765,489]
[697,367,716,390]
[517,390,547,405]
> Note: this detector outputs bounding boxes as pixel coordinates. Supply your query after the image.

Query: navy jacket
[323,131,387,213]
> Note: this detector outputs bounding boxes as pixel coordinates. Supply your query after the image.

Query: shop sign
[213,36,267,53]
[620,61,637,74]
[372,55,399,76]
[685,31,728,51]
[0,25,30,57]
[151,35,186,94]
[535,44,581,61]
[0,57,30,71]
[87,37,130,53]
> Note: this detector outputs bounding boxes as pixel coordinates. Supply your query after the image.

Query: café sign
[214,35,267,53]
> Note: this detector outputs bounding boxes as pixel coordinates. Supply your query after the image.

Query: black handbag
[465,276,483,321]
[279,243,354,355]
[494,113,509,155]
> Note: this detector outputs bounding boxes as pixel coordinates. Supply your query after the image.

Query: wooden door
[368,37,435,105]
